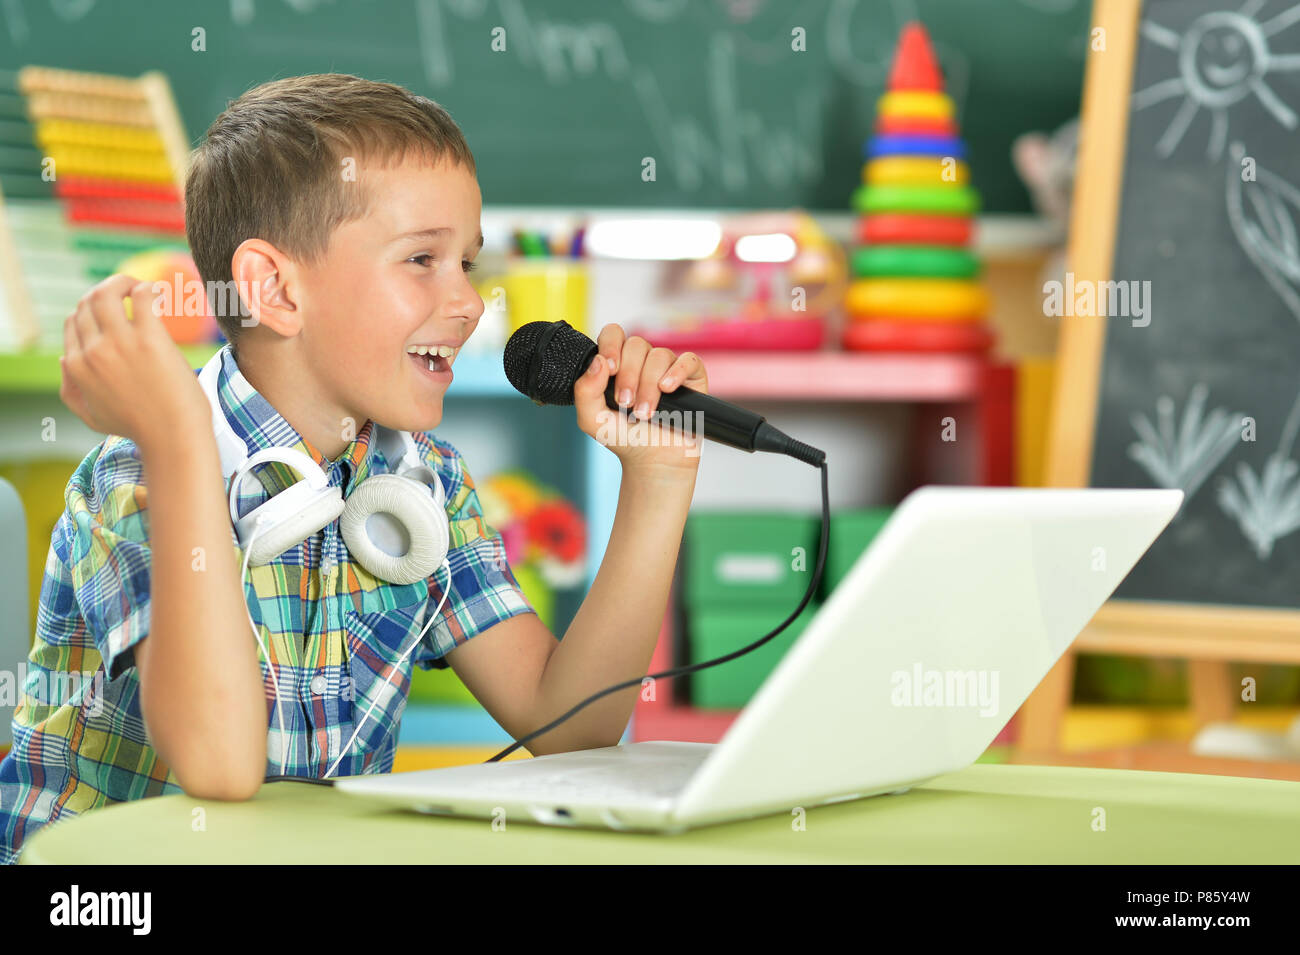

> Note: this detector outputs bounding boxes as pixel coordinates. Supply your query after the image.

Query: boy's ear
[230,238,302,337]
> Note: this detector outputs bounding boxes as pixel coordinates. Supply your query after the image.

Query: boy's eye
[406,255,477,272]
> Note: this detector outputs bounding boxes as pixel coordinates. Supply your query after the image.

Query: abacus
[0,66,190,350]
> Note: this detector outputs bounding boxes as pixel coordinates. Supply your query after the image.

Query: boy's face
[293,155,484,438]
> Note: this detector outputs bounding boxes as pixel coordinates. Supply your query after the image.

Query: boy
[0,73,707,863]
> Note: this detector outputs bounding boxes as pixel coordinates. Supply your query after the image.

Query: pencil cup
[504,261,589,338]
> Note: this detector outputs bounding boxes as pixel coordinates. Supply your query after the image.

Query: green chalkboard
[1088,0,1300,611]
[0,0,1090,212]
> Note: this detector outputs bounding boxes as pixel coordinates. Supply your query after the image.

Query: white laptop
[335,485,1183,833]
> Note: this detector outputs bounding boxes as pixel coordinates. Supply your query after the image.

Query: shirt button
[310,674,328,695]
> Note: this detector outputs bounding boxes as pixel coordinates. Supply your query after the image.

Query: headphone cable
[324,558,452,779]
[241,514,290,776]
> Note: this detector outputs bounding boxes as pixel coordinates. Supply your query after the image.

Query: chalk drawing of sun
[1132,0,1300,160]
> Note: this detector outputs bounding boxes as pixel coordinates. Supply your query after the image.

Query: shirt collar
[206,343,382,493]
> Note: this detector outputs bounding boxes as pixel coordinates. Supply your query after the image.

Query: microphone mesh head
[502,320,597,406]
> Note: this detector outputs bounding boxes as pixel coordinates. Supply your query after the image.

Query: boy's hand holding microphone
[573,322,708,479]
[506,318,822,469]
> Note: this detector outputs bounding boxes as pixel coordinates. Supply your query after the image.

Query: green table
[20,764,1300,863]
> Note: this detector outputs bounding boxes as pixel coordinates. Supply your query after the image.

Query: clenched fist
[60,274,212,454]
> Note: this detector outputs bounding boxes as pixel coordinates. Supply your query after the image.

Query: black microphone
[503,320,826,467]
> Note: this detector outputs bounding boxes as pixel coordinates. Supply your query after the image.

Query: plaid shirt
[0,343,538,864]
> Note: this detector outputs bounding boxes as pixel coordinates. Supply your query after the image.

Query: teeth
[406,344,459,358]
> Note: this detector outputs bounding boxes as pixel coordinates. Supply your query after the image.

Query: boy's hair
[184,73,476,351]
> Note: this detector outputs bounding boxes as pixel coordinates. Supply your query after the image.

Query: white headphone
[197,350,453,778]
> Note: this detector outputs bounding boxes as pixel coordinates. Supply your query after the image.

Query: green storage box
[685,512,822,609]
[688,602,821,709]
[821,508,893,598]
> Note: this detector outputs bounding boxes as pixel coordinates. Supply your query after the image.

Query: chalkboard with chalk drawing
[0,0,1091,212]
[1017,0,1300,769]
[1074,0,1300,610]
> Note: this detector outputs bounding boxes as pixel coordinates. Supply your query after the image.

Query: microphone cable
[483,455,829,763]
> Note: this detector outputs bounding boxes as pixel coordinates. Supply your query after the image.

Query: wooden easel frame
[1013,0,1300,778]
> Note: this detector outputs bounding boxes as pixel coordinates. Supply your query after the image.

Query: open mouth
[409,351,453,381]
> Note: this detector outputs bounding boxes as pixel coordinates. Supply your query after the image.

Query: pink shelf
[695,350,988,401]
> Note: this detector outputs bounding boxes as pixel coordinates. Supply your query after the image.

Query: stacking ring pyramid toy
[845,22,994,354]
